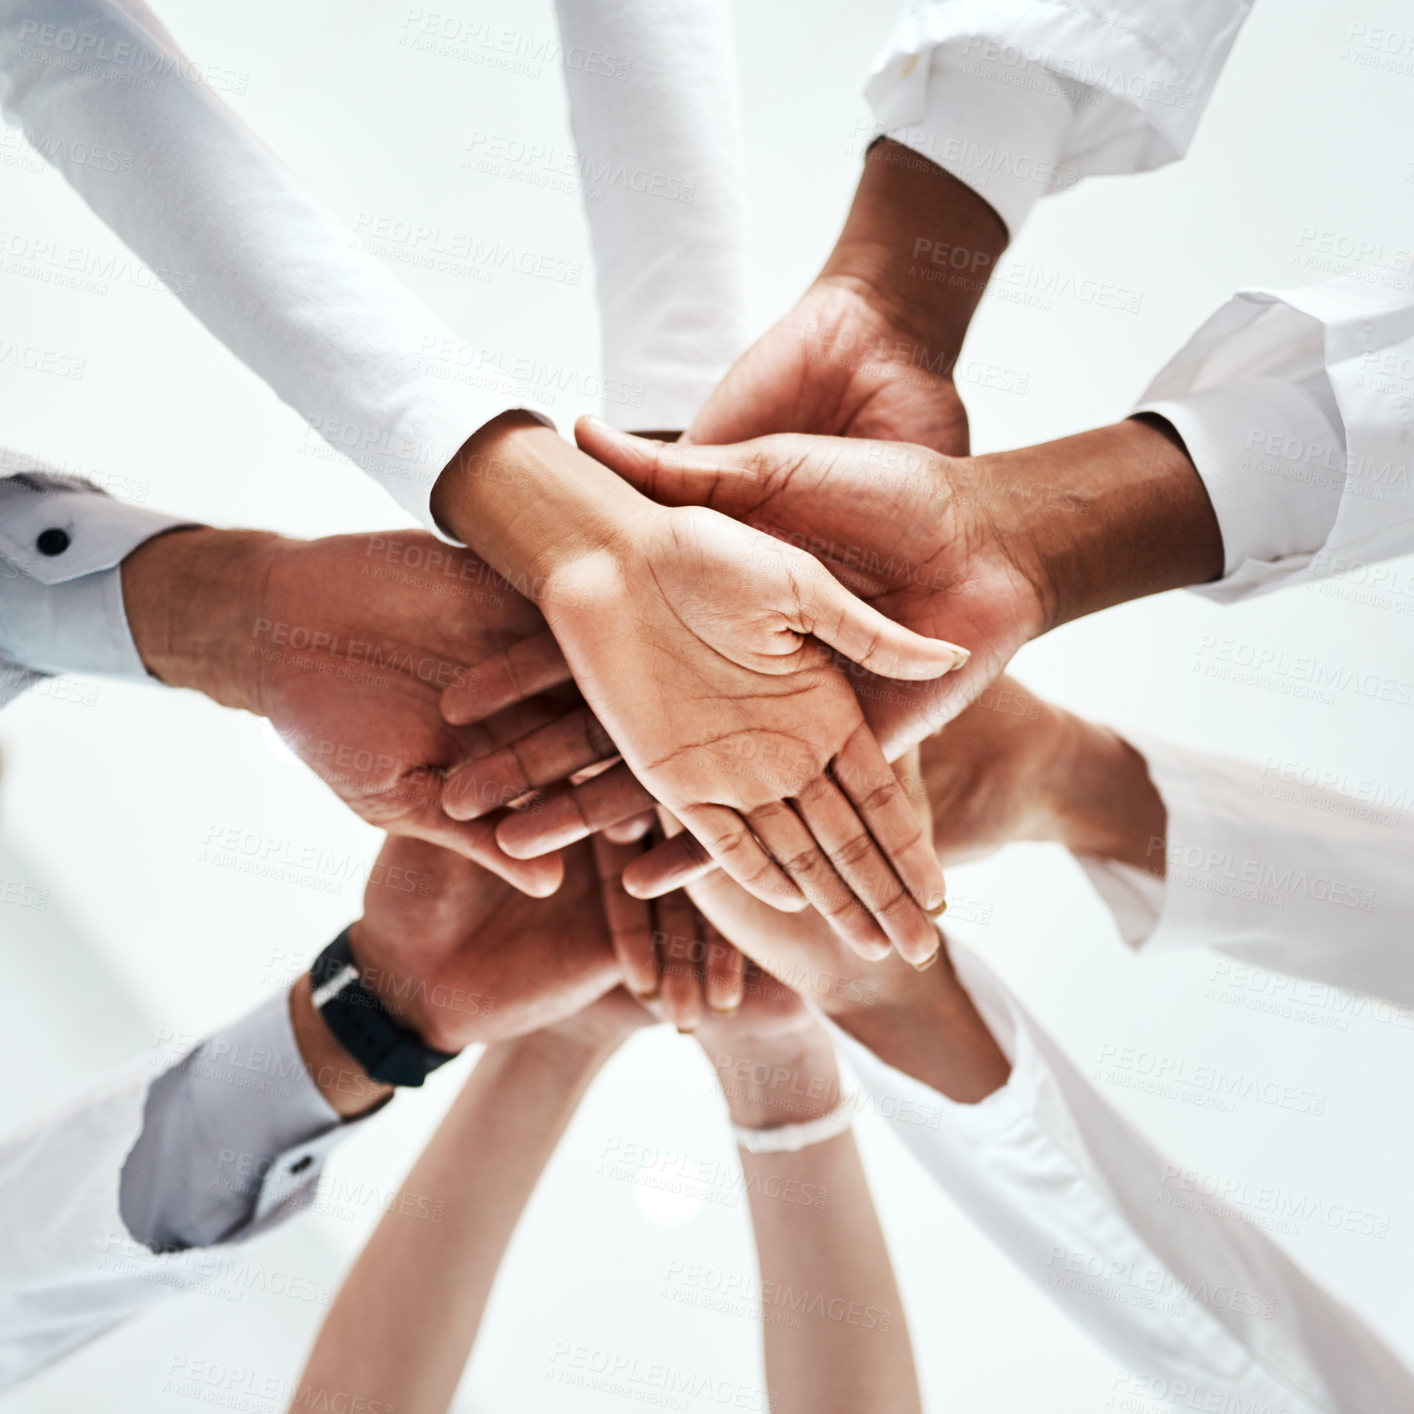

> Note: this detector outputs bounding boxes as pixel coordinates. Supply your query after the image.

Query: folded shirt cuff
[0,479,195,683]
[372,385,556,544]
[866,44,1076,236]
[119,989,364,1251]
[1135,378,1344,598]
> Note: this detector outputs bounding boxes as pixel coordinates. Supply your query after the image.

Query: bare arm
[695,982,921,1414]
[289,1016,629,1414]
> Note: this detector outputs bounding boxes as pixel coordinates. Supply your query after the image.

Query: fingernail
[708,1003,741,1016]
[676,1024,697,1036]
[925,896,948,917]
[913,950,941,972]
[634,989,660,1004]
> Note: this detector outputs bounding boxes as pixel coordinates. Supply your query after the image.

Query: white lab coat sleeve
[1077,735,1414,1009]
[863,0,1253,235]
[1134,275,1414,602]
[0,993,362,1392]
[0,465,196,706]
[0,1,551,535]
[553,0,748,429]
[830,941,1413,1414]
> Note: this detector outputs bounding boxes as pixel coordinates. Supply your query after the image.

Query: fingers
[833,726,948,941]
[652,804,805,913]
[745,801,892,962]
[654,887,705,1034]
[575,416,770,516]
[415,813,565,898]
[793,554,970,680]
[592,833,660,1000]
[440,630,573,725]
[603,810,656,844]
[702,923,746,1015]
[791,772,939,967]
[622,829,717,898]
[496,762,656,857]
[442,706,618,821]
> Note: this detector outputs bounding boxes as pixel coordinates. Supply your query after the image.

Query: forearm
[977,416,1223,635]
[292,1030,616,1414]
[822,139,1007,367]
[713,1031,920,1414]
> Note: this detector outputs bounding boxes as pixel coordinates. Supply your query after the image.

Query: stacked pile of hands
[121,142,1210,1088]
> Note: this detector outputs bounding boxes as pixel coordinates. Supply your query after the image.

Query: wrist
[822,138,1008,360]
[700,1030,843,1128]
[430,412,658,593]
[833,949,1010,1104]
[1048,717,1167,876]
[288,973,394,1120]
[980,416,1223,634]
[507,1024,624,1077]
[121,525,282,714]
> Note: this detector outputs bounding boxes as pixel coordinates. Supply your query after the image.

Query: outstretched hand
[438,464,968,966]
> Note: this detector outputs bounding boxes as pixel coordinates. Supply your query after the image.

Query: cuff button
[37,528,70,556]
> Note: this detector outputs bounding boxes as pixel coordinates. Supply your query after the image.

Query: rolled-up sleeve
[1079,735,1414,1009]
[1134,276,1414,602]
[864,0,1253,235]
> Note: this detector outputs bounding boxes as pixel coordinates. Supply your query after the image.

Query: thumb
[575,415,776,518]
[794,557,970,681]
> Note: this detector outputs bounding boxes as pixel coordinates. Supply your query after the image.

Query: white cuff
[1135,379,1344,600]
[866,45,1075,235]
[0,478,195,683]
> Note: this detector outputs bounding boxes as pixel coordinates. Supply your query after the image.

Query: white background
[2,1,1414,1410]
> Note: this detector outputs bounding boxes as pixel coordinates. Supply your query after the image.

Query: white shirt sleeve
[0,990,365,1393]
[863,0,1253,235]
[1079,735,1414,1010]
[0,467,195,706]
[0,0,550,534]
[1134,275,1414,602]
[830,941,1414,1414]
[553,0,748,429]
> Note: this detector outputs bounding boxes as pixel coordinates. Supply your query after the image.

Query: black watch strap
[309,928,459,1087]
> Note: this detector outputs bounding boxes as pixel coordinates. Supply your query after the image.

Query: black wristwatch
[309,928,459,1087]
